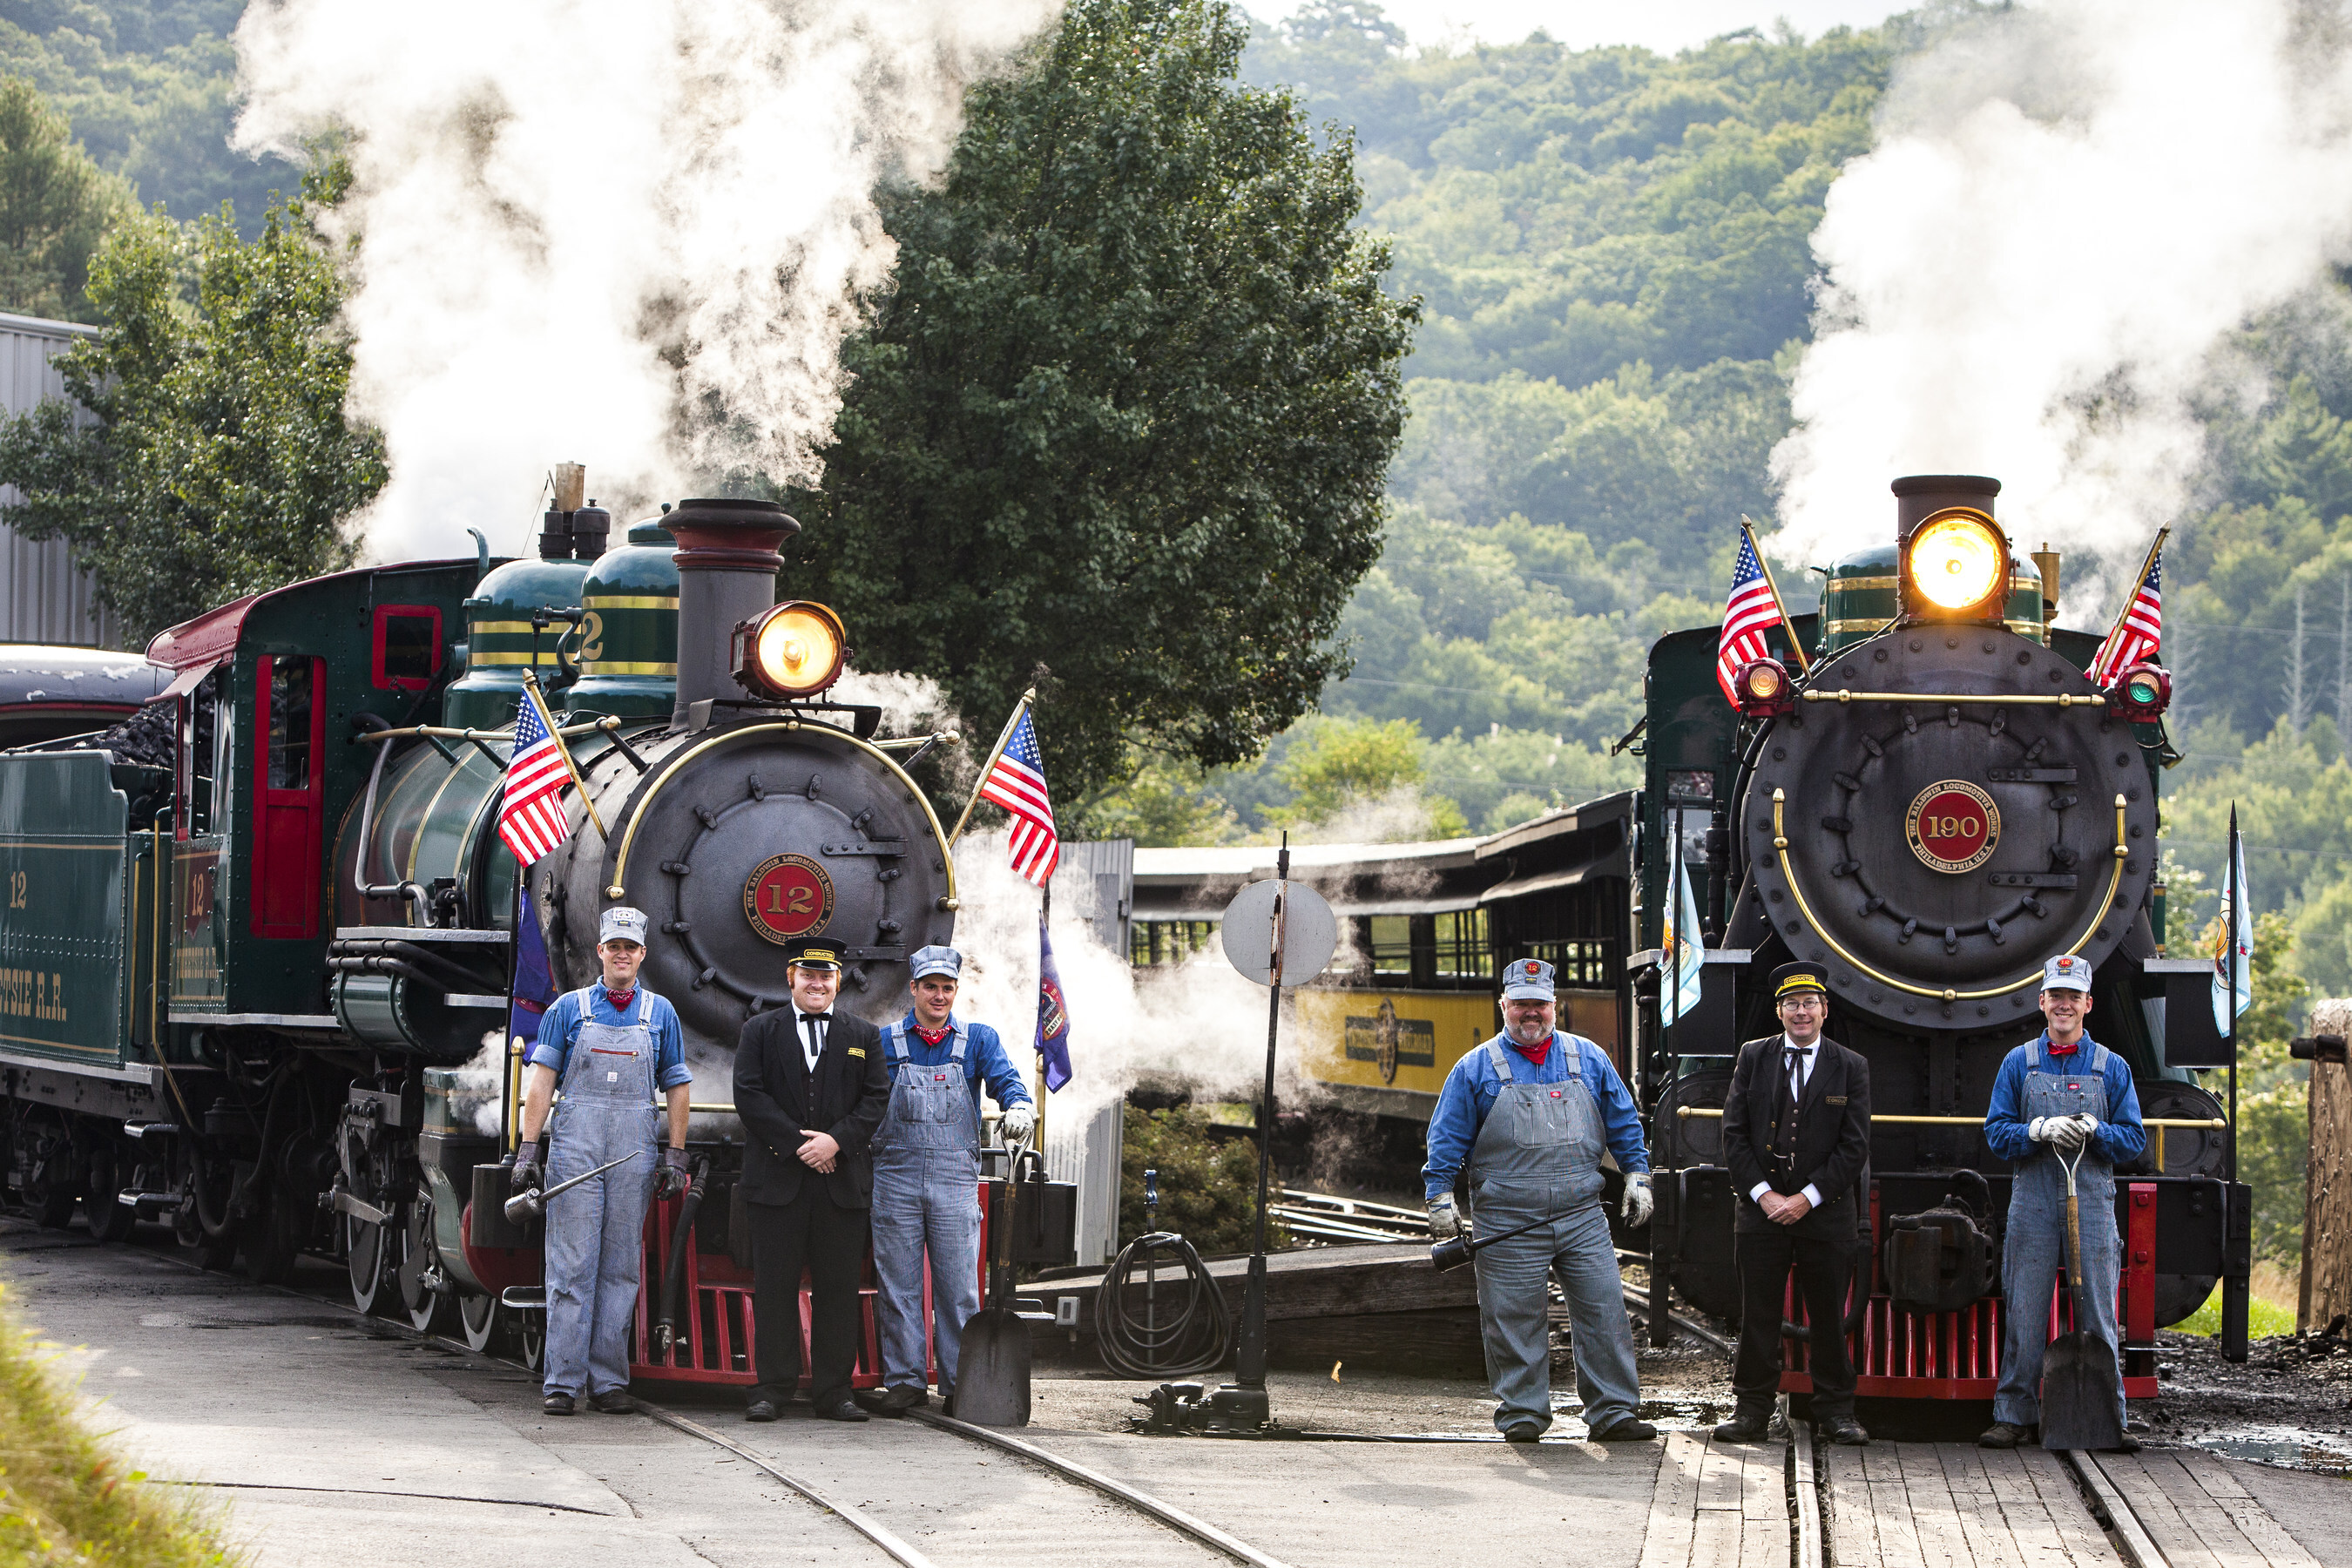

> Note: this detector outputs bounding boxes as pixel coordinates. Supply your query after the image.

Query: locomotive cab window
[179,671,228,838]
[371,605,443,691]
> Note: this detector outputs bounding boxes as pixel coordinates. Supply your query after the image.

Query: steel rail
[1791,1421,1824,1568]
[906,1407,1299,1568]
[638,1404,938,1568]
[2065,1450,2173,1568]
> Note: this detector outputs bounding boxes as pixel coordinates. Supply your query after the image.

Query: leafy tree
[0,74,131,321]
[1264,713,1466,837]
[1083,752,1243,847]
[785,0,1415,808]
[0,157,385,642]
[1119,1105,1288,1254]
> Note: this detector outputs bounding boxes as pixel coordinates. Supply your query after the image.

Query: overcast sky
[1249,0,1902,52]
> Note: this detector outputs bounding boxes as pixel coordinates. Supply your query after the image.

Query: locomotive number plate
[1906,781,2000,874]
[744,853,835,943]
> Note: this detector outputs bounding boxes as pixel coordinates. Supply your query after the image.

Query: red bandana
[915,1023,952,1047]
[1510,1035,1552,1068]
[600,986,636,1013]
[2045,1034,2080,1057]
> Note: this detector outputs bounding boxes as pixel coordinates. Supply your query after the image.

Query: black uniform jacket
[1720,1032,1872,1235]
[733,1009,891,1209]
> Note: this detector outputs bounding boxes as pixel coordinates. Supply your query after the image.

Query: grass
[2170,1259,2303,1341]
[0,1278,243,1566]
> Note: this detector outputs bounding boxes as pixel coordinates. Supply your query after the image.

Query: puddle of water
[2188,1428,2352,1477]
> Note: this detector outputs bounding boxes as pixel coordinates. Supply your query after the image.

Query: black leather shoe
[745,1399,780,1423]
[1591,1417,1659,1442]
[1503,1421,1546,1443]
[2112,1433,2142,1454]
[543,1392,576,1416]
[1978,1422,2030,1449]
[1713,1409,1772,1443]
[877,1384,928,1414]
[1822,1416,1871,1446]
[588,1390,634,1415]
[814,1398,869,1423]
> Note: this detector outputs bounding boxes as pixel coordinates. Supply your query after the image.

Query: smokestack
[539,461,591,561]
[666,497,800,730]
[571,499,612,561]
[1891,474,2001,538]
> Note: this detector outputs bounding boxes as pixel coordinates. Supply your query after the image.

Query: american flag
[980,706,1059,885]
[497,685,573,864]
[2090,548,2162,687]
[1717,529,1785,705]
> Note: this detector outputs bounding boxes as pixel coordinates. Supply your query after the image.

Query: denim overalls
[1467,1035,1641,1436]
[870,1018,983,1396]
[543,987,661,1398]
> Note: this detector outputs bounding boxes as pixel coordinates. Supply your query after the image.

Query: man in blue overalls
[1980,952,2146,1451]
[863,945,1034,1416]
[512,906,692,1416]
[1424,957,1657,1443]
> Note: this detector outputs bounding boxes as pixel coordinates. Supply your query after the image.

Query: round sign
[1220,878,1340,988]
[1906,781,2000,874]
[743,853,835,943]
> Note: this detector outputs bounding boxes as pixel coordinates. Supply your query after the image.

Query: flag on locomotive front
[2213,806,2253,1034]
[1660,820,1706,1024]
[497,679,574,864]
[2090,544,2163,687]
[980,706,1060,885]
[1036,910,1072,1092]
[1716,528,1785,705]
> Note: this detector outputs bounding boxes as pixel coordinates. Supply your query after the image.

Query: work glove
[1001,1104,1035,1146]
[655,1147,690,1201]
[1427,1193,1461,1240]
[1621,1173,1654,1229]
[2044,1116,2091,1154]
[2072,1114,2102,1148]
[510,1139,544,1197]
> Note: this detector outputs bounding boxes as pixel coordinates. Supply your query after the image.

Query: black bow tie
[801,1012,832,1025]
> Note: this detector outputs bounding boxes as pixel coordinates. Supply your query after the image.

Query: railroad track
[100,1230,1300,1568]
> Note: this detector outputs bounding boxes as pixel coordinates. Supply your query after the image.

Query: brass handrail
[1801,691,2105,707]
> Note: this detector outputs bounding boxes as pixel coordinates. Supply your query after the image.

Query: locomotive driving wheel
[346,1213,390,1312]
[84,1135,136,1243]
[458,1293,498,1353]
[516,1308,544,1371]
[398,1190,445,1333]
[20,1122,81,1231]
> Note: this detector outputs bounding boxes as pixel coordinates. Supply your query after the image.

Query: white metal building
[0,310,113,649]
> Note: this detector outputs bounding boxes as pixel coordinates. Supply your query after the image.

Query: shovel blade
[2038,1331,2126,1451]
[953,1308,1031,1428]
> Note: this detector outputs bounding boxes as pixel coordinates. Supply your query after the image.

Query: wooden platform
[1825,1442,2116,1568]
[2081,1450,2325,1568]
[1638,1429,1792,1568]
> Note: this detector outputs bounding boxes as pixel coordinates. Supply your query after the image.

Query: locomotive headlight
[2109,659,2172,721]
[1905,511,2009,618]
[734,601,846,699]
[1734,657,1795,717]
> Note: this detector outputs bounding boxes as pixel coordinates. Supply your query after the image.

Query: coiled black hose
[1096,1230,1232,1379]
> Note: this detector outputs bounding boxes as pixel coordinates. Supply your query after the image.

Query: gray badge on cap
[909,944,963,981]
[599,906,649,946]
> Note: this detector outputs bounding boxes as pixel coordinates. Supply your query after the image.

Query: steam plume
[231,0,1059,559]
[1770,0,2352,611]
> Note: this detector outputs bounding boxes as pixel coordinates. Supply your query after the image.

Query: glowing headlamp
[2108,660,2172,722]
[733,601,847,700]
[1903,509,2010,620]
[1734,657,1794,718]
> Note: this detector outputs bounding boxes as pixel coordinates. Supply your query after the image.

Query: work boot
[1503,1421,1546,1443]
[1590,1417,1659,1442]
[1713,1407,1773,1443]
[877,1384,928,1415]
[1978,1422,2031,1449]
[588,1390,634,1415]
[543,1391,576,1416]
[744,1399,780,1423]
[1821,1416,1871,1446]
[2112,1433,2142,1454]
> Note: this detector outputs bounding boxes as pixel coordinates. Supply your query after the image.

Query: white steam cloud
[1771,0,2352,611]
[231,0,1060,559]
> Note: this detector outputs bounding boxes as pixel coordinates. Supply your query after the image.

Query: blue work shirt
[528,983,692,1091]
[1983,1031,2145,1166]
[885,1011,1033,1114]
[1423,1032,1648,1199]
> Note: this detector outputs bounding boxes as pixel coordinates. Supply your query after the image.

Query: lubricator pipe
[652,1156,713,1361]
[329,940,499,993]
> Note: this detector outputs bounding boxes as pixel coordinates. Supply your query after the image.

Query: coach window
[1434,909,1492,983]
[372,605,443,691]
[1128,920,1220,967]
[1367,916,1412,983]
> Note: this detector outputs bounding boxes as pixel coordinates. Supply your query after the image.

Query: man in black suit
[733,939,891,1423]
[1715,961,1873,1446]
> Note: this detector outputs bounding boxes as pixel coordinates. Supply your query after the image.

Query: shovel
[2038,1138,2126,1451]
[956,1147,1036,1428]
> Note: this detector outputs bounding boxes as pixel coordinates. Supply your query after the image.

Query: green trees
[0,75,131,321]
[787,0,1413,808]
[0,159,384,643]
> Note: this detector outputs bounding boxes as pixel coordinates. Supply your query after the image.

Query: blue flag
[508,883,558,1051]
[1036,910,1071,1092]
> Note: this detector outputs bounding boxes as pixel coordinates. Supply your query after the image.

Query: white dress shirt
[797,1012,828,1073]
[1750,1031,1825,1209]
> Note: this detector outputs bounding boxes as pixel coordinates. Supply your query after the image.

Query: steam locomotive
[0,484,964,1377]
[1637,474,2248,1397]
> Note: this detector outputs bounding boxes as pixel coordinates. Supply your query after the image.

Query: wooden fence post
[2302,998,2352,1332]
